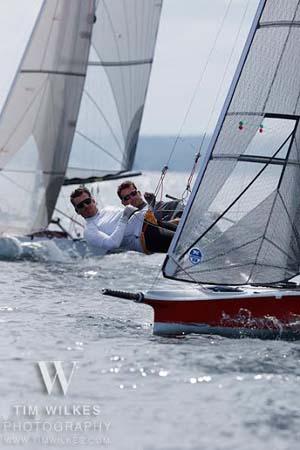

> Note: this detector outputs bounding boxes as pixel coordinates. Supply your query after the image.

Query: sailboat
[0,0,163,248]
[104,0,300,338]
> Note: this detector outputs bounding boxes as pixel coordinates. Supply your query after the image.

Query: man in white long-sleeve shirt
[70,187,144,253]
[70,187,175,254]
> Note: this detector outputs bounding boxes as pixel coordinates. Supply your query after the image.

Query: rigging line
[154,165,168,198]
[75,130,123,165]
[278,190,300,246]
[196,0,253,155]
[149,268,164,291]
[54,207,84,228]
[83,89,123,155]
[179,130,294,260]
[163,0,235,170]
[264,236,300,265]
[181,152,201,200]
[276,121,298,189]
[168,255,205,284]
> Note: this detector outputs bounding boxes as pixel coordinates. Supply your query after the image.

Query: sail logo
[37,361,78,396]
[189,248,202,265]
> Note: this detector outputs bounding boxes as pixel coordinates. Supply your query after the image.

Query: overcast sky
[0,0,259,136]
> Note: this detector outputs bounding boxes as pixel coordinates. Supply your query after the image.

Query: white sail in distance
[0,0,163,235]
[65,0,163,183]
[0,0,95,235]
[164,0,300,285]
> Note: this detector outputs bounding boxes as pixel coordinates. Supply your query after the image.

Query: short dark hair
[70,186,91,205]
[117,181,137,199]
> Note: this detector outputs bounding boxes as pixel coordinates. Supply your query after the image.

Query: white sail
[164,0,300,285]
[0,0,95,234]
[0,0,163,235]
[65,0,163,183]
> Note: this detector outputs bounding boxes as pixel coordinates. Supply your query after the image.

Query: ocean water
[0,172,299,450]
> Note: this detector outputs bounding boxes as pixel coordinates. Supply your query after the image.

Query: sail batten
[164,0,300,285]
[66,0,163,181]
[259,20,300,28]
[0,0,95,234]
[0,0,162,235]
[20,70,86,77]
[213,155,300,166]
[88,59,153,67]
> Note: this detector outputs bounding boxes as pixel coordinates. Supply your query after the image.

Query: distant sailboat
[0,0,163,238]
[104,0,300,338]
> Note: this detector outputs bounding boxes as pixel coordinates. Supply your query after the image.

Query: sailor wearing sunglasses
[117,181,183,222]
[70,186,177,254]
[70,187,144,253]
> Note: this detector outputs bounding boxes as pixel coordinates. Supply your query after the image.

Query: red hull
[144,291,300,338]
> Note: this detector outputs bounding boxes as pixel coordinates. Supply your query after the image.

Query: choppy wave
[0,235,94,262]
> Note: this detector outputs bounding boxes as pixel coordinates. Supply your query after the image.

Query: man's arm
[84,206,138,251]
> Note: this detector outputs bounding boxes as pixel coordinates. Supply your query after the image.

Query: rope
[181,151,201,200]
[152,0,234,200]
[196,0,252,155]
[154,165,168,199]
[164,0,234,169]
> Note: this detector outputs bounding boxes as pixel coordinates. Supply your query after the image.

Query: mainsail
[0,0,95,235]
[65,0,163,183]
[0,0,163,235]
[164,0,300,285]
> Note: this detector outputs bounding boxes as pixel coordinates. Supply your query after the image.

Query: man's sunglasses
[121,190,138,202]
[75,197,92,210]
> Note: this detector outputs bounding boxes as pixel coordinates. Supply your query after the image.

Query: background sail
[164,0,300,285]
[0,0,95,234]
[65,0,163,182]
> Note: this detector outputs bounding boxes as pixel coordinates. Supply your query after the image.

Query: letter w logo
[37,361,77,396]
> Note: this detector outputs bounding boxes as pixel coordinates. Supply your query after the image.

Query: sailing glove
[121,205,138,221]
